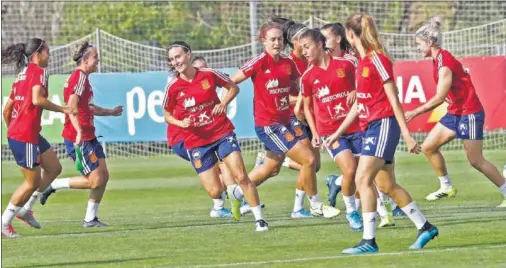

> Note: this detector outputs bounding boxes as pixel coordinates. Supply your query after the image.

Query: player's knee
[25,179,41,192]
[268,165,281,177]
[53,163,63,177]
[342,167,356,181]
[234,170,249,184]
[466,154,483,169]
[208,185,222,199]
[303,153,316,168]
[421,144,434,156]
[355,175,372,191]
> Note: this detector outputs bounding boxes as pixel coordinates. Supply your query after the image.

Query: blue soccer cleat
[393,206,406,217]
[342,239,379,254]
[210,207,233,218]
[409,222,439,249]
[325,175,342,207]
[346,211,363,231]
[291,208,313,219]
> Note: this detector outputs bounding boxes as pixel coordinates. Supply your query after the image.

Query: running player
[322,22,405,222]
[325,13,438,253]
[231,22,340,219]
[1,38,73,237]
[3,69,65,230]
[163,55,233,218]
[40,41,123,227]
[406,17,506,207]
[164,41,268,231]
[298,28,363,230]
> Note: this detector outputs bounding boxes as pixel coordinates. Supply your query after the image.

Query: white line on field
[10,209,505,240]
[175,244,506,268]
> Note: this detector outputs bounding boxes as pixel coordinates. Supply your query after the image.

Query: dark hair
[321,23,353,53]
[192,56,206,64]
[72,41,93,65]
[166,41,192,73]
[271,17,308,49]
[1,38,46,71]
[299,28,329,51]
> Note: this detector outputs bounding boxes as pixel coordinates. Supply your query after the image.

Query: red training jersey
[433,49,483,115]
[355,51,395,130]
[164,76,186,147]
[62,69,96,142]
[301,57,361,136]
[288,52,308,116]
[7,63,48,144]
[163,68,235,149]
[240,52,301,126]
[8,68,27,121]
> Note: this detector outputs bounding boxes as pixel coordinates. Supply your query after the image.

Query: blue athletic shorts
[361,117,400,164]
[187,132,241,174]
[64,138,106,175]
[439,111,484,140]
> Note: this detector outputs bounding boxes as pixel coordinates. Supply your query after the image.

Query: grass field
[1,151,506,268]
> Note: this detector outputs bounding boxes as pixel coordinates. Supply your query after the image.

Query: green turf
[2,151,506,267]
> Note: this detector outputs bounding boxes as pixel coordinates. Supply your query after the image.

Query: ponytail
[346,13,392,60]
[1,38,45,72]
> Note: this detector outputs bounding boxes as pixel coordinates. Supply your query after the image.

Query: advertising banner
[2,56,504,144]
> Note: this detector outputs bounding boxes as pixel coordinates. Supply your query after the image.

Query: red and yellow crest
[284,132,295,142]
[294,126,303,137]
[89,152,98,163]
[201,79,210,90]
[331,141,340,150]
[362,67,369,78]
[194,159,202,169]
[336,69,345,78]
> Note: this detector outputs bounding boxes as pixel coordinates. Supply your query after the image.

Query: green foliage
[58,2,248,49]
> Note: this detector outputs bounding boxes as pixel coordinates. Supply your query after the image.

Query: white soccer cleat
[426,187,457,201]
[1,223,20,238]
[255,219,269,232]
[310,203,341,218]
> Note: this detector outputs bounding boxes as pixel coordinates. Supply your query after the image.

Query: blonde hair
[72,41,92,65]
[415,17,443,47]
[345,13,392,60]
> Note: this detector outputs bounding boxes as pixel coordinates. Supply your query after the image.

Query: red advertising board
[394,56,506,132]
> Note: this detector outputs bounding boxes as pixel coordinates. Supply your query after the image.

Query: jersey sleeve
[211,69,232,88]
[371,53,394,83]
[437,51,456,72]
[163,77,178,113]
[346,61,356,90]
[72,71,87,96]
[240,54,263,78]
[32,68,48,88]
[300,70,313,98]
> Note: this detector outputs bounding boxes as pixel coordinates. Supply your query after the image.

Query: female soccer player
[231,22,340,219]
[3,70,65,230]
[163,55,233,218]
[298,28,363,230]
[406,17,506,207]
[325,13,438,253]
[1,38,73,237]
[164,41,268,231]
[40,41,123,227]
[322,22,405,223]
[255,18,317,174]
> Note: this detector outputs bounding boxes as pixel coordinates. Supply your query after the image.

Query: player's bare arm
[406,67,452,121]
